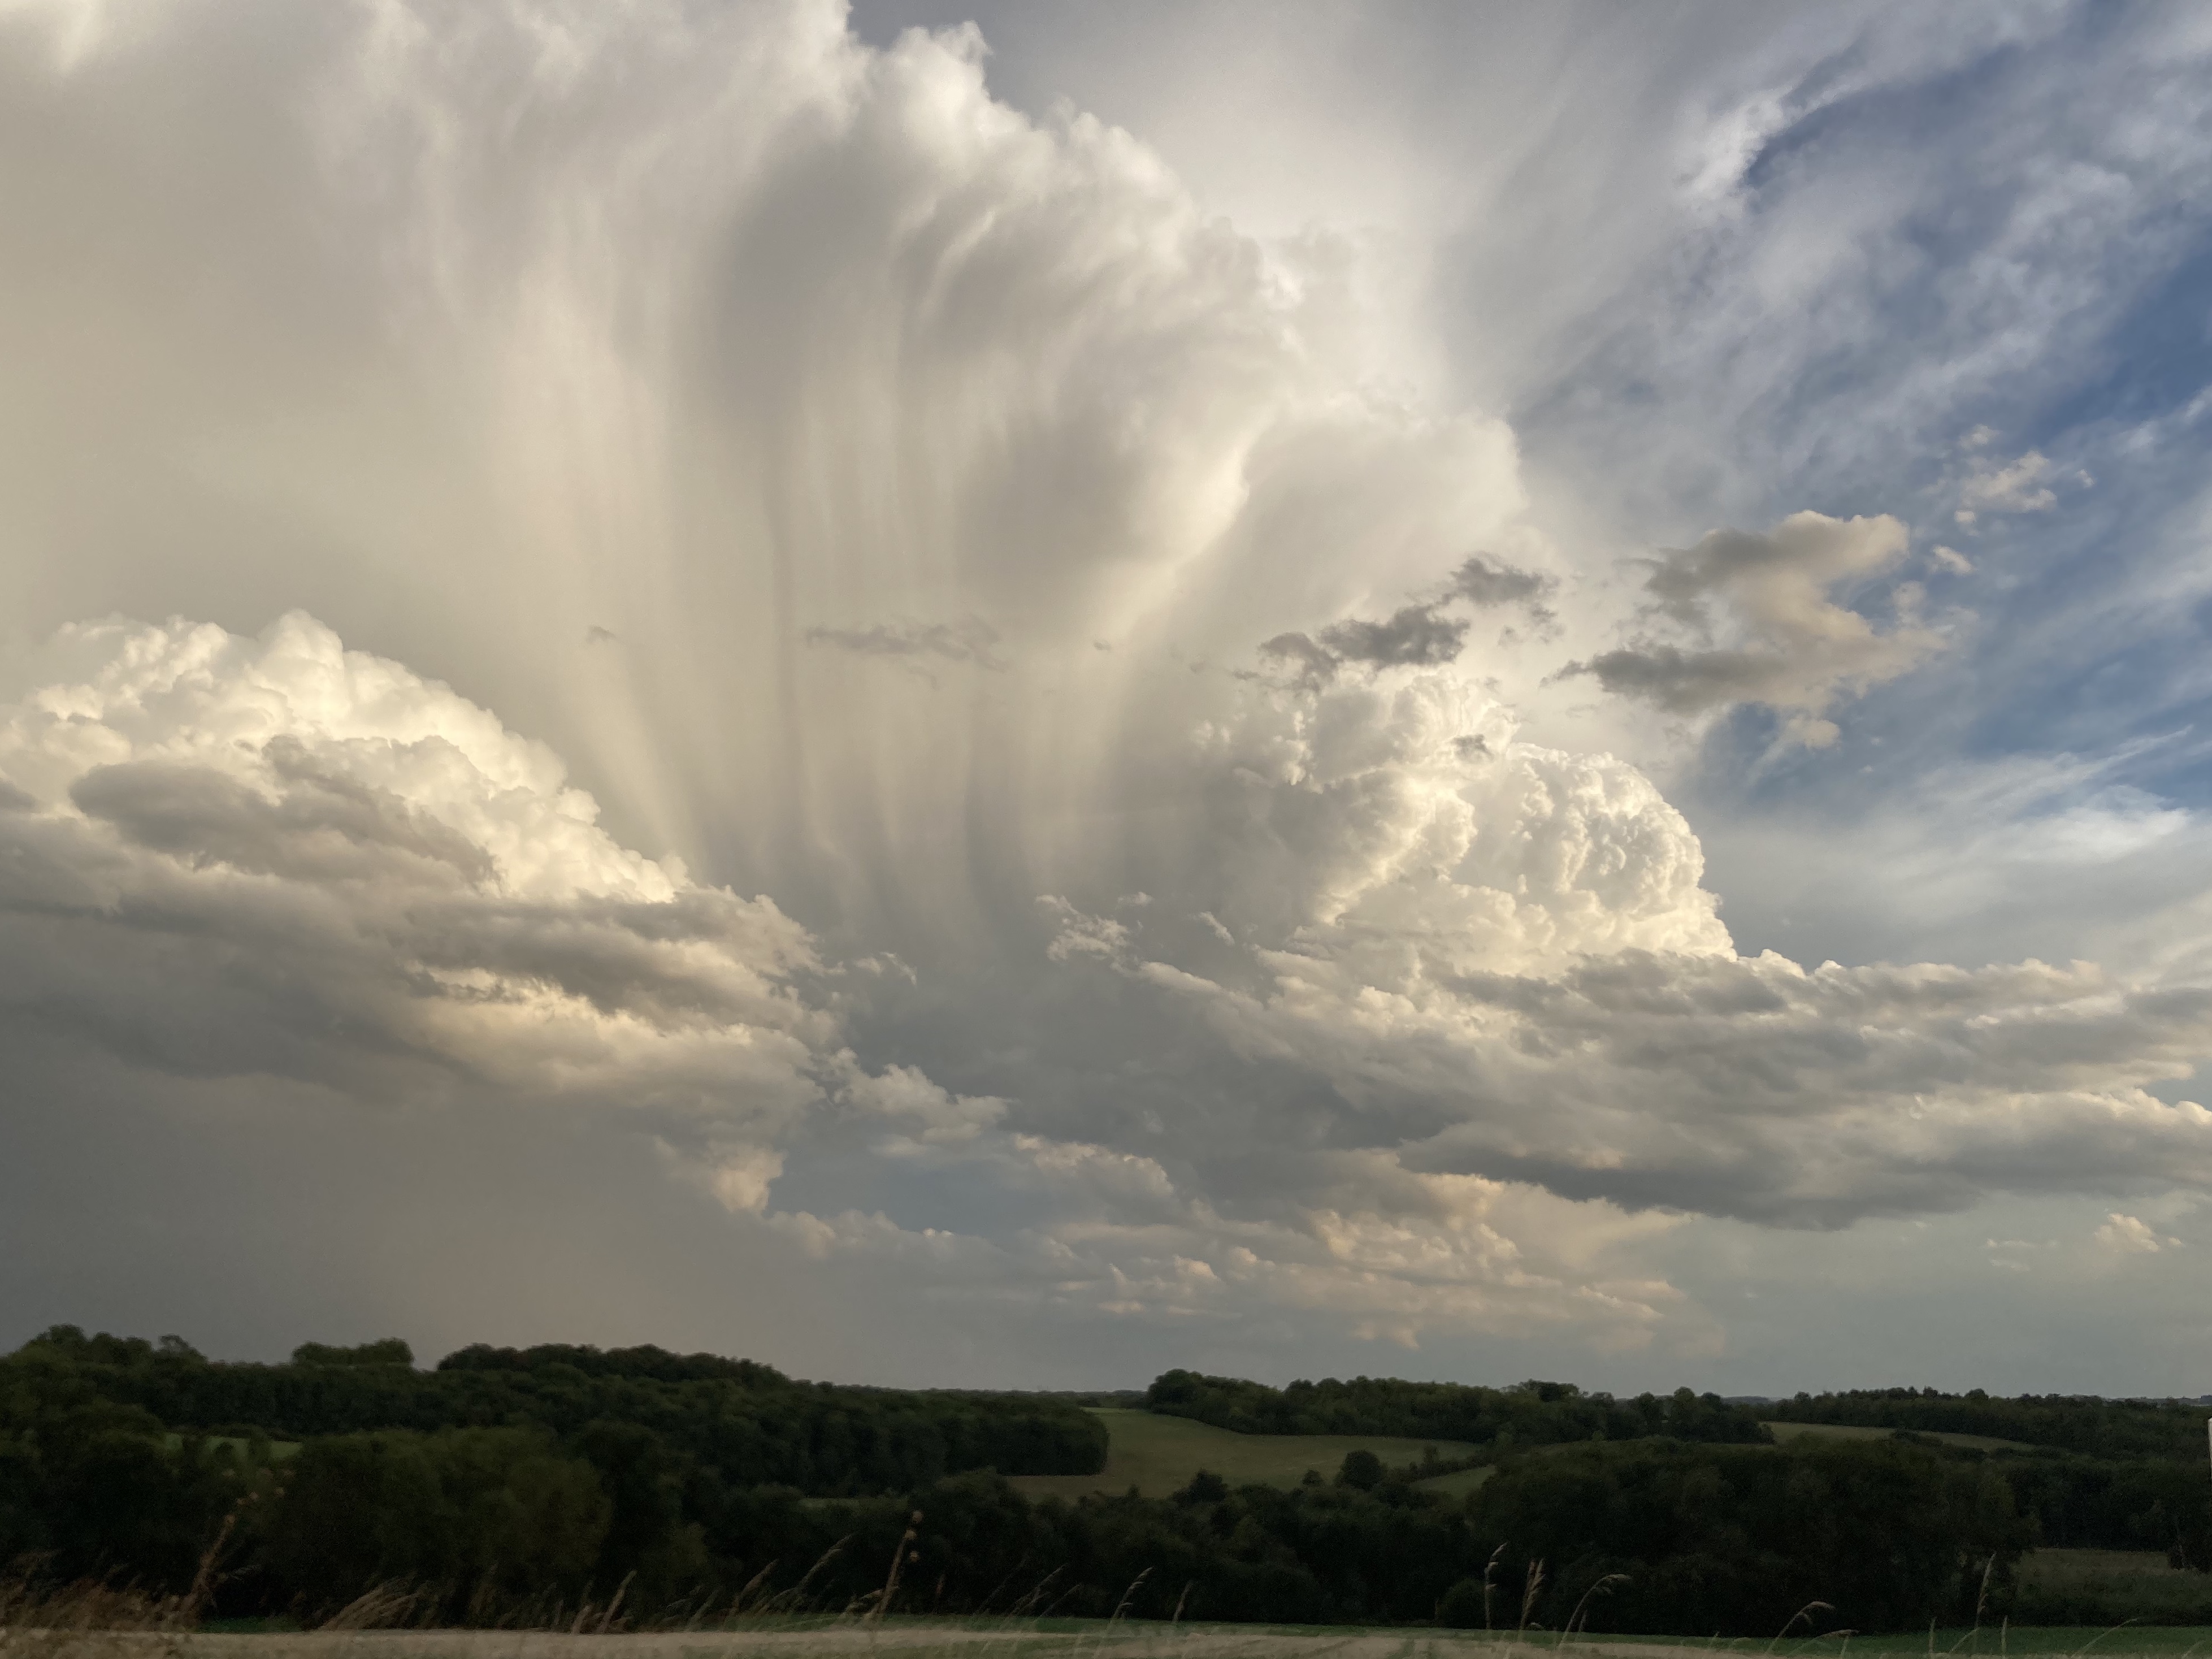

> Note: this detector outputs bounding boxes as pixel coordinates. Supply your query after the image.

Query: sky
[2,0,2211,1397]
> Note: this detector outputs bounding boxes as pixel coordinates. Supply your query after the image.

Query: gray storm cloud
[1,0,2209,1358]
[804,618,1007,670]
[1563,513,1942,748]
[1257,553,1556,686]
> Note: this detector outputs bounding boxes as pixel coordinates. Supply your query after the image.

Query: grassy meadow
[1006,1406,1480,1498]
[1012,1411,2058,1505]
[2013,1550,2212,1627]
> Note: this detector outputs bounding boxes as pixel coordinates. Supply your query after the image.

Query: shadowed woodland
[3,1332,2207,1634]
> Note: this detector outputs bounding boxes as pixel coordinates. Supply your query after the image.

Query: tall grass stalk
[866,1511,926,1630]
[1768,1601,1835,1653]
[2072,1620,2144,1657]
[1506,1558,1547,1659]
[0,1510,246,1659]
[1567,1574,1630,1644]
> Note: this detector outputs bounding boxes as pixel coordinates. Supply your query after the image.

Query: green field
[1005,1406,1478,1499]
[1762,1420,2036,1453]
[2013,1549,2212,1627]
[161,1432,301,1459]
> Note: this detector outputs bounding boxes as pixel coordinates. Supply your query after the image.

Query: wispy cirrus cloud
[804,617,1007,670]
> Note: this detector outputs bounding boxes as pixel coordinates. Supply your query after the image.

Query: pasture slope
[1005,1406,1478,1498]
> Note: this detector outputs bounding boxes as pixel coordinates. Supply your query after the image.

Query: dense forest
[1769,1387,2212,1462]
[1147,1368,1772,1445]
[15,1329,1104,1494]
[3,1331,2206,1634]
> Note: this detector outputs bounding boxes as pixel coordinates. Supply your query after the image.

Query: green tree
[1337,1449,1384,1491]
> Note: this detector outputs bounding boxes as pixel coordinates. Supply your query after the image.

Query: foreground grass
[1006,1407,1478,1500]
[101,1621,2212,1659]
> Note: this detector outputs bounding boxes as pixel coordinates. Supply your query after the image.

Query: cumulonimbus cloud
[0,0,2206,1359]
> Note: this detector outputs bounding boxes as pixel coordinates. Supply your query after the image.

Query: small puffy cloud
[706,1148,786,1215]
[1563,511,1940,745]
[2094,1212,2169,1254]
[1960,449,2057,516]
[1038,896,1135,963]
[1317,604,1472,669]
[1255,553,1554,687]
[844,1063,1008,1146]
[1261,605,1469,688]
[1450,553,1557,613]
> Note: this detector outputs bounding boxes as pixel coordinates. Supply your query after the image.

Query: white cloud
[1960,449,2058,516]
[705,1147,786,1214]
[843,1063,1008,1147]
[1181,670,1725,965]
[2094,1212,2171,1254]
[0,612,837,1164]
[1040,664,2212,1233]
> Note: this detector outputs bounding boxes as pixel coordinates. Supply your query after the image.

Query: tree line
[1767,1387,2212,1463]
[10,1328,1105,1496]
[1146,1370,1771,1446]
